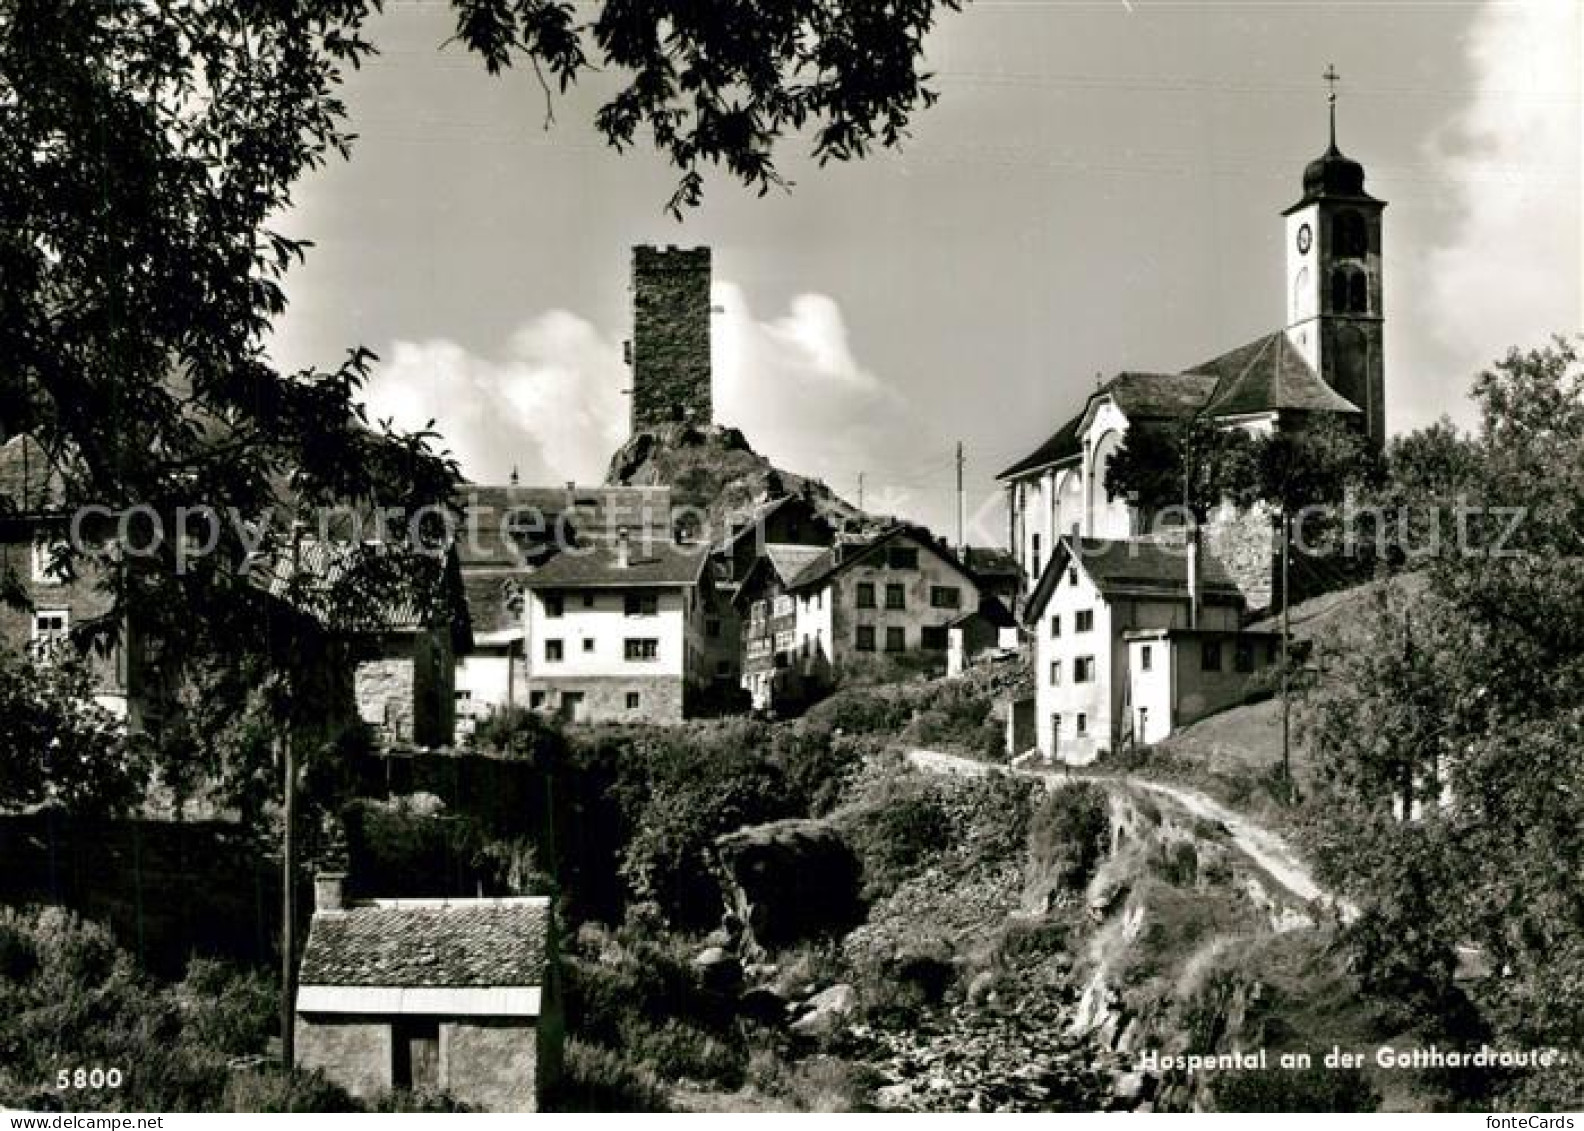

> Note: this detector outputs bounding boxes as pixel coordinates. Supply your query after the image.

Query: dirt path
[904,747,1357,923]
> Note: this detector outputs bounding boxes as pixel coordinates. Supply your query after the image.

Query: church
[998,83,1385,584]
[1000,82,1387,764]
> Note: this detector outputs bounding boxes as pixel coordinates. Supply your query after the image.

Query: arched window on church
[1349,270,1370,314]
[1335,210,1369,258]
[1330,267,1350,314]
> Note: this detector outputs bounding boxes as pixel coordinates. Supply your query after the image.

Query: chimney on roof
[314,871,347,914]
[615,526,631,569]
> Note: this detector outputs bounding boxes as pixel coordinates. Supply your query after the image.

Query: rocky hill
[604,423,876,537]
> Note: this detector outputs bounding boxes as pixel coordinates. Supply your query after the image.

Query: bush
[616,721,801,928]
[841,773,951,899]
[0,906,352,1112]
[1027,782,1110,894]
[546,1039,671,1112]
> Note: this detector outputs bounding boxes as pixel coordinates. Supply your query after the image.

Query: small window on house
[1141,644,1153,672]
[1074,656,1096,683]
[544,639,564,662]
[582,593,596,608]
[544,593,564,618]
[1075,610,1094,633]
[32,541,66,586]
[1031,534,1042,576]
[887,546,919,570]
[624,593,659,617]
[921,625,948,650]
[1201,640,1223,672]
[856,582,876,609]
[885,583,906,610]
[930,586,962,609]
[1050,614,1061,638]
[582,638,596,653]
[1049,660,1062,685]
[884,626,906,653]
[1051,714,1061,744]
[530,690,547,709]
[32,609,69,649]
[1067,566,1078,587]
[1234,640,1255,673]
[855,625,876,652]
[626,692,642,710]
[1076,713,1088,737]
[624,638,659,662]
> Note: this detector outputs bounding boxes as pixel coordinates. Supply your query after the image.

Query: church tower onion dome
[1301,142,1371,201]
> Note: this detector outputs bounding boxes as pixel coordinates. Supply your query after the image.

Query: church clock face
[1296,223,1313,255]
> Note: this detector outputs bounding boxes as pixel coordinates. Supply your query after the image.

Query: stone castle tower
[1282,82,1387,445]
[628,245,713,433]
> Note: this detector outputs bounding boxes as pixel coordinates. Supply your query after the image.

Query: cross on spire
[1323,63,1340,148]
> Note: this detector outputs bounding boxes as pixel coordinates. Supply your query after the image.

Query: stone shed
[294,880,556,1111]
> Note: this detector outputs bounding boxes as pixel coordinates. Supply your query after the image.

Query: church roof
[1191,331,1362,418]
[996,372,1219,481]
[1106,371,1222,420]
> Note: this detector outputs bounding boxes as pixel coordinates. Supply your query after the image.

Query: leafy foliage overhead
[451,0,967,215]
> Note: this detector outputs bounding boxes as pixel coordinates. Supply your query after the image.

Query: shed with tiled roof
[294,885,556,1112]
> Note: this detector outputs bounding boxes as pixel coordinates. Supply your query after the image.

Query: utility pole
[955,441,966,551]
[1279,508,1292,792]
[280,522,306,1074]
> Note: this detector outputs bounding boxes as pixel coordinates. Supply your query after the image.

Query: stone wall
[1204,507,1280,615]
[630,246,712,432]
[355,654,416,744]
[353,630,457,748]
[443,1018,538,1113]
[526,673,686,724]
[295,1016,392,1100]
[295,1015,539,1112]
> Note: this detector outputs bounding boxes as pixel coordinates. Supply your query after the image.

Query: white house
[1023,535,1280,764]
[519,529,717,724]
[452,483,674,732]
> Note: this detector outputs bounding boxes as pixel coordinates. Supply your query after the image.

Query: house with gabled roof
[451,482,674,731]
[294,874,556,1111]
[997,108,1382,608]
[1022,534,1281,764]
[743,524,986,707]
[0,434,153,725]
[519,527,720,723]
[732,542,830,711]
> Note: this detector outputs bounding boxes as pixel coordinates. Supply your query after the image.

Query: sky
[269,0,1584,543]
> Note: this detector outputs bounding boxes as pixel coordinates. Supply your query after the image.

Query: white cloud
[713,282,917,510]
[362,287,927,517]
[364,311,628,485]
[1421,0,1581,370]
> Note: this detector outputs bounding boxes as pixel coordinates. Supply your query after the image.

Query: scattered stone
[691,946,742,991]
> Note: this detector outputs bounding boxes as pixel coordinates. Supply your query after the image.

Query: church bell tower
[1283,67,1387,445]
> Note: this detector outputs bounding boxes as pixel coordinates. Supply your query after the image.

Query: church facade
[998,106,1385,591]
[1001,96,1387,764]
